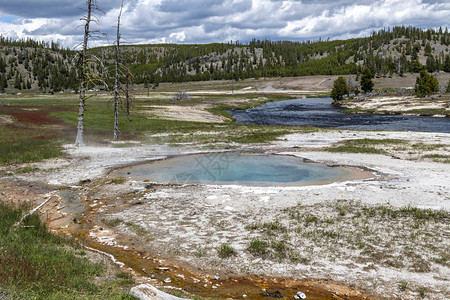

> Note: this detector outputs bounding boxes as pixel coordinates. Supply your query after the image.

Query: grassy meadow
[0,203,136,299]
[0,86,322,166]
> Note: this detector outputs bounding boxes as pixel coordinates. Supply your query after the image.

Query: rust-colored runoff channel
[73,211,372,300]
[47,173,373,300]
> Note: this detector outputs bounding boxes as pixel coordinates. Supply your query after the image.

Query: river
[230,97,450,133]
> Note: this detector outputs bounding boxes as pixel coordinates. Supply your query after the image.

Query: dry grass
[326,138,450,163]
[268,201,450,272]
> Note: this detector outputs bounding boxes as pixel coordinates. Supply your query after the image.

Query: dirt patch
[9,107,62,125]
[0,115,14,125]
[141,104,227,123]
[0,180,48,207]
[340,95,450,116]
[270,76,336,91]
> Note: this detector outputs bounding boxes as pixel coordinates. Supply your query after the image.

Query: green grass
[106,177,127,184]
[325,145,384,154]
[341,108,379,115]
[217,244,237,259]
[193,248,205,258]
[341,105,450,117]
[412,143,447,151]
[247,237,289,259]
[205,105,236,121]
[306,92,330,98]
[146,125,310,146]
[262,221,287,232]
[0,96,78,107]
[0,140,65,165]
[111,142,141,148]
[270,241,287,257]
[325,138,405,154]
[51,94,298,137]
[324,138,449,163]
[419,287,427,298]
[0,106,67,165]
[0,203,136,299]
[398,205,448,221]
[233,130,290,144]
[53,108,214,134]
[124,222,148,235]
[358,204,449,221]
[421,153,450,163]
[284,201,450,271]
[0,94,301,166]
[1,94,317,156]
[304,215,318,225]
[248,239,269,256]
[345,138,406,145]
[205,94,296,121]
[102,218,123,227]
[404,108,450,117]
[14,166,42,174]
[246,221,287,233]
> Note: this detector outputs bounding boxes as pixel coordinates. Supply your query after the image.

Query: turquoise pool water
[114,153,367,186]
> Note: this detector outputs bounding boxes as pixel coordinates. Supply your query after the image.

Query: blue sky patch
[0,15,19,23]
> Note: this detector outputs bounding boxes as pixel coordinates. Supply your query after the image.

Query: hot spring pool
[113,153,371,186]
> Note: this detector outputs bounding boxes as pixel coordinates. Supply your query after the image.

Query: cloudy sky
[0,0,449,49]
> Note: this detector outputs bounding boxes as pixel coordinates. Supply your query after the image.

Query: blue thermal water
[114,153,356,186]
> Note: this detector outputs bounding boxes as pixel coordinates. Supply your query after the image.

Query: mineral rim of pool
[113,153,373,186]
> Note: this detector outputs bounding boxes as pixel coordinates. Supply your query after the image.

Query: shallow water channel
[230,97,450,133]
[113,153,371,186]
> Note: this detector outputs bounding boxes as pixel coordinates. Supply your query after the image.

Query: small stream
[230,97,450,133]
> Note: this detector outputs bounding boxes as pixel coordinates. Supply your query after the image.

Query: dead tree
[171,90,190,103]
[347,74,360,95]
[113,1,124,140]
[124,70,134,122]
[75,0,102,146]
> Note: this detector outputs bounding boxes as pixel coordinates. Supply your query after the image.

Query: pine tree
[444,55,450,72]
[426,55,436,72]
[330,76,349,101]
[424,43,432,56]
[0,74,5,92]
[14,71,21,89]
[415,71,439,97]
[360,69,374,93]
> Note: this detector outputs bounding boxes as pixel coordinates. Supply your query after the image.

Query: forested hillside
[1,26,450,93]
[0,37,77,93]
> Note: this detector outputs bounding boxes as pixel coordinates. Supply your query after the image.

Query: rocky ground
[337,95,450,117]
[1,129,449,300]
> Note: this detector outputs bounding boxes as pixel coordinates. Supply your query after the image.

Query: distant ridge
[1,26,449,93]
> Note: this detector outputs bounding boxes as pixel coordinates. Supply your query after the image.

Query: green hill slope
[1,26,449,93]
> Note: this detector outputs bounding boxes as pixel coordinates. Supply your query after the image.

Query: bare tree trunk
[75,0,93,147]
[113,3,123,140]
[125,70,134,123]
[75,72,86,147]
[126,72,130,122]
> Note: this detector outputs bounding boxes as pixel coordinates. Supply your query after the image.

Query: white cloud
[278,0,450,39]
[169,31,186,42]
[0,0,448,48]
